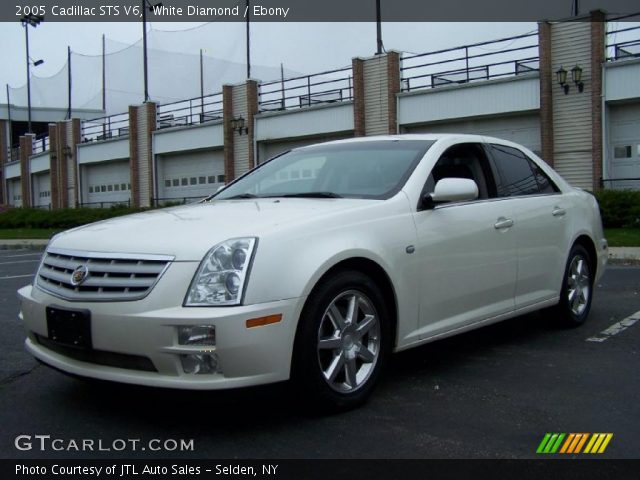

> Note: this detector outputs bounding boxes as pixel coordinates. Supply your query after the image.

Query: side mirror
[421,178,479,210]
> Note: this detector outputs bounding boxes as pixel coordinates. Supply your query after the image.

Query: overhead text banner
[4,0,640,22]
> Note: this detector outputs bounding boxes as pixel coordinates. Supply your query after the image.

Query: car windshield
[213,140,434,200]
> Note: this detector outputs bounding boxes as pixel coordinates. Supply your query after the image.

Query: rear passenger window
[490,145,548,197]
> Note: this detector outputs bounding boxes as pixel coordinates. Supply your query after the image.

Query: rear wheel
[556,244,593,327]
[292,270,391,411]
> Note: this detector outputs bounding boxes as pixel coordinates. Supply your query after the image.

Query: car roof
[293,133,520,150]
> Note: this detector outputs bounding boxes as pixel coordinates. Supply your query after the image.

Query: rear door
[486,143,568,308]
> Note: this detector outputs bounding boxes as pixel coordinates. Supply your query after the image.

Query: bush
[594,189,640,228]
[0,205,146,230]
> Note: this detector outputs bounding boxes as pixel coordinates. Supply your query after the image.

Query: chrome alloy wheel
[567,255,591,317]
[317,290,381,393]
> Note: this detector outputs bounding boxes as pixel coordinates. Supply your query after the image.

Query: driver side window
[424,143,496,200]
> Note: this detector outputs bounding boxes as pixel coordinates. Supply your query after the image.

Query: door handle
[494,217,514,230]
[552,207,566,217]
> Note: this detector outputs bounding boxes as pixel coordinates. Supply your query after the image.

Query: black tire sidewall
[292,270,391,411]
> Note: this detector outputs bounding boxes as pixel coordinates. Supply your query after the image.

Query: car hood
[48,199,372,261]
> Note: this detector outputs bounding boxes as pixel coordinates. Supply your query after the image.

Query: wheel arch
[571,234,598,280]
[298,256,399,350]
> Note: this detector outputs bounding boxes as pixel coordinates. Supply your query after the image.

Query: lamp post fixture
[20,13,44,133]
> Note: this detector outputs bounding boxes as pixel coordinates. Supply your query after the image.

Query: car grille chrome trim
[36,248,174,302]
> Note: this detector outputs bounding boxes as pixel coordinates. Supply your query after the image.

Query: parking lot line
[0,260,40,265]
[586,310,640,342]
[0,253,42,258]
[0,274,34,280]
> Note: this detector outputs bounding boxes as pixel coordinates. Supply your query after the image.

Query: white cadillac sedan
[19,134,607,410]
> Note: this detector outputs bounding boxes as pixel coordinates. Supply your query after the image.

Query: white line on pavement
[0,274,34,280]
[586,310,640,342]
[1,253,42,258]
[0,260,40,265]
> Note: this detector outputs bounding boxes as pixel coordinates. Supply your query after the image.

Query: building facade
[2,11,639,209]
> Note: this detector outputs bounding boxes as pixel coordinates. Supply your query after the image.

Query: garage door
[608,103,640,190]
[404,113,541,155]
[7,179,22,207]
[258,134,353,165]
[157,149,224,201]
[82,160,131,206]
[32,172,51,208]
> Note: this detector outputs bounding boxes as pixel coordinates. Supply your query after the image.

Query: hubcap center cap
[342,334,354,350]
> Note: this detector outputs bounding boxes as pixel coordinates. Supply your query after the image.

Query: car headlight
[184,238,257,306]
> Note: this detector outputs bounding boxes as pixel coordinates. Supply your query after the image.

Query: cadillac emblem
[70,265,89,286]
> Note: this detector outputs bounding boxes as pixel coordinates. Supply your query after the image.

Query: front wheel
[556,244,593,327]
[292,270,391,412]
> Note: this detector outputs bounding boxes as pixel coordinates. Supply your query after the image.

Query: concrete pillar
[0,120,7,204]
[223,80,259,182]
[19,134,34,208]
[590,10,605,190]
[129,102,157,208]
[544,10,606,191]
[352,52,401,137]
[49,123,61,209]
[538,21,555,167]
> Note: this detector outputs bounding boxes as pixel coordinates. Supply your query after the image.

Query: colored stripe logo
[536,433,613,454]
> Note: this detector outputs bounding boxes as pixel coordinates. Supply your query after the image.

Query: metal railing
[401,32,539,93]
[78,199,131,208]
[81,111,130,143]
[32,133,50,154]
[259,66,353,112]
[606,17,640,61]
[157,92,223,129]
[151,196,204,207]
[602,178,640,189]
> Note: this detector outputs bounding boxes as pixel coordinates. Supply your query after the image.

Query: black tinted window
[490,145,540,197]
[529,159,559,194]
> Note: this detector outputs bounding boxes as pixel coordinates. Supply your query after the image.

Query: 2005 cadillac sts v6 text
[18,135,607,410]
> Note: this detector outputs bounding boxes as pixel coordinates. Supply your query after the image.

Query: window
[165,180,171,188]
[181,178,188,186]
[424,143,495,200]
[89,186,94,193]
[121,183,127,191]
[199,176,206,184]
[207,176,215,184]
[173,179,179,187]
[100,185,106,192]
[489,145,540,197]
[614,146,632,159]
[190,177,197,185]
[115,184,120,191]
[107,185,113,192]
[217,174,225,183]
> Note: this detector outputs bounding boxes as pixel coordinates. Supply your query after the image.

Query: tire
[292,270,391,412]
[555,244,593,327]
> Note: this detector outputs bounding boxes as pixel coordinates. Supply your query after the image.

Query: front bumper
[18,282,303,390]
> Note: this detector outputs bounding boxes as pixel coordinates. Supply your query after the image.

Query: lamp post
[142,0,162,102]
[20,13,44,133]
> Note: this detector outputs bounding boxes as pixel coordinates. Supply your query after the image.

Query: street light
[142,0,162,102]
[21,13,44,133]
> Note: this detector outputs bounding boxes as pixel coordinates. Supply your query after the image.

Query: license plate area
[46,306,92,349]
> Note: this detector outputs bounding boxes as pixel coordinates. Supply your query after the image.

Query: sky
[0,22,539,90]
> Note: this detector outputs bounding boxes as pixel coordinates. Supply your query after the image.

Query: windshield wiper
[276,192,343,199]
[225,193,260,199]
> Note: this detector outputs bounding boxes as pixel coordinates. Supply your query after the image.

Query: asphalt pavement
[0,249,638,459]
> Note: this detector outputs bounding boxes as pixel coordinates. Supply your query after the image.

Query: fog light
[178,325,216,346]
[181,353,220,374]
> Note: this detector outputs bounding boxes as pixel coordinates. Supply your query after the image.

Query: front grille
[35,334,157,372]
[36,248,173,302]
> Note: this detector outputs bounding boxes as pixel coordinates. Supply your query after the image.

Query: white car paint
[18,134,607,392]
